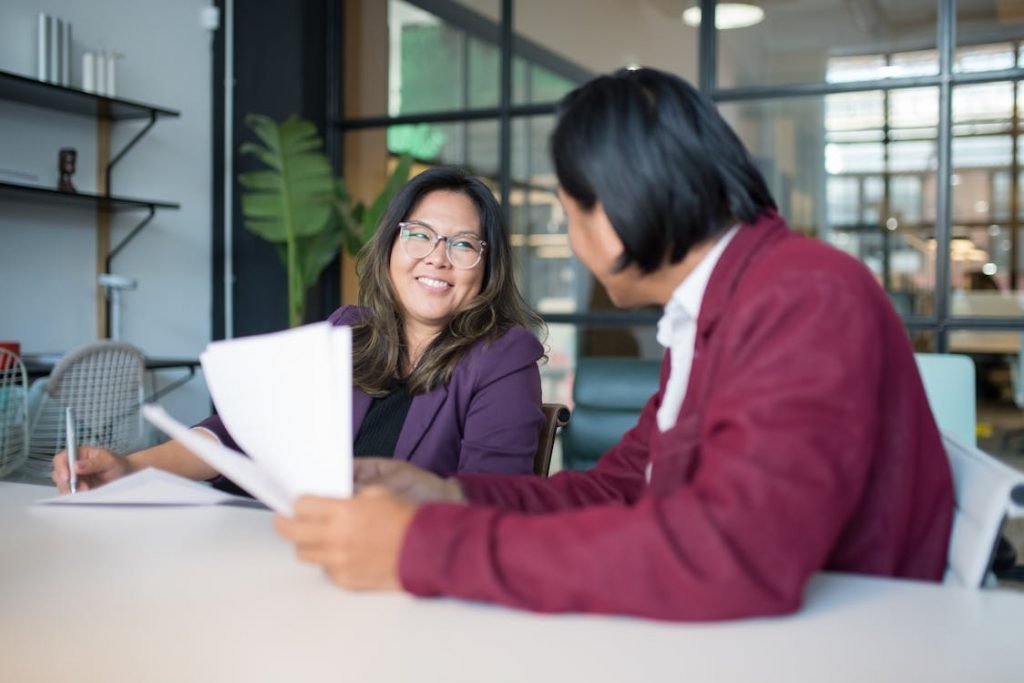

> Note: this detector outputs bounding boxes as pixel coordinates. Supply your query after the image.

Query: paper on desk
[36,467,251,507]
[142,405,293,514]
[198,322,353,500]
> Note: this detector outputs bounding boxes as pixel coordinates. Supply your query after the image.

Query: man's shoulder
[747,233,881,297]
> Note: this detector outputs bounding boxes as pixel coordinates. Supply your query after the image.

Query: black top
[353,381,413,457]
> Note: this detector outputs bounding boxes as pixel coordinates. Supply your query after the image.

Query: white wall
[0,0,213,427]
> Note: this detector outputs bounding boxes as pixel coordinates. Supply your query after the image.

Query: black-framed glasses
[397,221,487,270]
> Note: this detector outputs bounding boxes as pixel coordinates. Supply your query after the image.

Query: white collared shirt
[655,226,739,432]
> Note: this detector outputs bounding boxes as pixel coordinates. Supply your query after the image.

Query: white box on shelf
[36,13,49,81]
[61,22,72,87]
[96,52,107,95]
[81,52,95,92]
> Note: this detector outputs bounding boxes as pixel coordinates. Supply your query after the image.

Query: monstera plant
[239,114,412,327]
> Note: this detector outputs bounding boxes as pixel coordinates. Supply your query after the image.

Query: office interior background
[2,0,1024,468]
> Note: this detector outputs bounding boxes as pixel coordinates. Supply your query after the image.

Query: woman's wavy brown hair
[352,166,544,396]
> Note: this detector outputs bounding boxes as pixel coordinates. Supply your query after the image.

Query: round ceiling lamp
[682,3,765,30]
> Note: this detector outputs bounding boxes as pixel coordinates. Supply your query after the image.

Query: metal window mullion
[498,0,512,223]
[698,0,716,94]
[934,0,956,352]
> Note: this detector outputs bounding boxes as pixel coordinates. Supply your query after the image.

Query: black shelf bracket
[105,205,156,273]
[105,110,159,194]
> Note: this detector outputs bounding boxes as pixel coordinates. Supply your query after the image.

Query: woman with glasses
[52,167,546,493]
[275,68,953,621]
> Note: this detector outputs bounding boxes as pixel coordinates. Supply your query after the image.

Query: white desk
[1,481,1021,683]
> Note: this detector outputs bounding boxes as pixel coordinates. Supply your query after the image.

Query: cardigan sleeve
[455,357,665,510]
[398,269,892,621]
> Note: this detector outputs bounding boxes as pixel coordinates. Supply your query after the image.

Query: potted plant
[238,114,412,327]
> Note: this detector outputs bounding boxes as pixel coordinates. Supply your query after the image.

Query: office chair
[0,348,30,477]
[24,341,145,478]
[912,353,1024,586]
[914,353,976,446]
[561,357,661,470]
[534,403,570,477]
[941,429,1024,588]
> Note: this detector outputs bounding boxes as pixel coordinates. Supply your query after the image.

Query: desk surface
[1,481,1021,683]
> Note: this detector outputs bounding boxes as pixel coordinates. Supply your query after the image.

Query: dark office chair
[534,403,570,477]
[561,357,662,471]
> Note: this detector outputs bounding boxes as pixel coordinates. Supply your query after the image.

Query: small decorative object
[83,51,121,97]
[106,52,121,97]
[62,21,72,87]
[58,148,77,193]
[81,52,95,92]
[95,52,107,94]
[36,13,72,86]
[36,14,49,81]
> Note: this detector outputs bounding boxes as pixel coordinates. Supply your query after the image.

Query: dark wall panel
[212,0,339,340]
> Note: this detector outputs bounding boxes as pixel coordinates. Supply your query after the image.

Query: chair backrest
[534,403,570,477]
[27,342,145,469]
[915,353,976,446]
[0,348,30,477]
[942,429,1024,588]
[562,357,661,471]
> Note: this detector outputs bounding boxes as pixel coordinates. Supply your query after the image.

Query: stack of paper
[143,322,353,515]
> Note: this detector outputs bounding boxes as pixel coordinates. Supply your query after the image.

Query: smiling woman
[388,192,487,368]
[50,167,548,496]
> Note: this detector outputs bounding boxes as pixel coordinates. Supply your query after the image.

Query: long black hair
[551,67,776,273]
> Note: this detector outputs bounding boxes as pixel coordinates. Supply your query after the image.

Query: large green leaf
[239,115,416,325]
[298,220,345,288]
[360,153,413,244]
[239,114,341,327]
[238,114,336,242]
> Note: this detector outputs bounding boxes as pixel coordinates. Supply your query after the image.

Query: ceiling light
[682,3,765,30]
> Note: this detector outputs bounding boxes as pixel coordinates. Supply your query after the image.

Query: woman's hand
[274,487,417,591]
[354,458,465,504]
[51,446,136,494]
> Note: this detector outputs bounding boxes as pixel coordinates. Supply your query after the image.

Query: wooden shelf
[0,181,179,212]
[0,69,179,121]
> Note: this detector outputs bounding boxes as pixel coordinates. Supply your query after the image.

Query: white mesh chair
[0,348,30,477]
[25,342,145,478]
[942,429,1024,588]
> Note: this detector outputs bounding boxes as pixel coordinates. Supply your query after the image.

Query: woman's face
[559,188,646,308]
[389,190,486,336]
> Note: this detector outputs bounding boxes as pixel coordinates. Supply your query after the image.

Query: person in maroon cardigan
[275,68,954,621]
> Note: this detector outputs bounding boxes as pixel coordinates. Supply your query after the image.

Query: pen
[65,407,77,494]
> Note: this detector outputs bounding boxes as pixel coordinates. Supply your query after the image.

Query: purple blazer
[196,305,544,477]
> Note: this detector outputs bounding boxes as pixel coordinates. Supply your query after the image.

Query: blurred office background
[337,0,1024,465]
[2,0,1024,467]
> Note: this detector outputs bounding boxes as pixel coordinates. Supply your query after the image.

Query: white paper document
[143,322,354,516]
[37,468,250,507]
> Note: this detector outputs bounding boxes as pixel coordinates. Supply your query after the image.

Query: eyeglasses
[398,221,487,270]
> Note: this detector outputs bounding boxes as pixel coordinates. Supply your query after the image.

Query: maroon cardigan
[397,211,954,621]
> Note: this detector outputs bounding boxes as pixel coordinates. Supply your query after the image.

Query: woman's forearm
[126,429,219,481]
